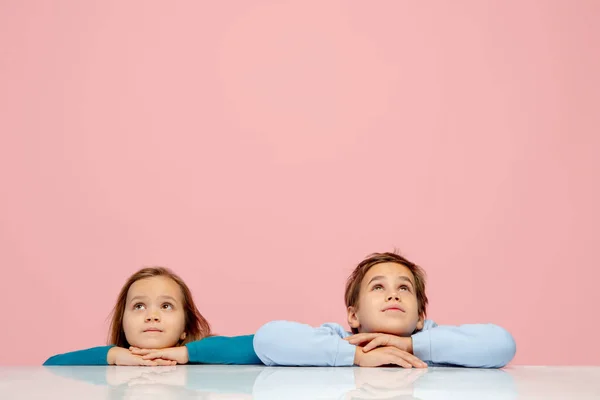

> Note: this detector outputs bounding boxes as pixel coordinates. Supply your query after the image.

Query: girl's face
[122,276,187,349]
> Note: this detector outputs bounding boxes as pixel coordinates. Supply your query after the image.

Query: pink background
[1,1,599,366]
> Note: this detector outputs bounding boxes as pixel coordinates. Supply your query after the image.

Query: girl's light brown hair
[344,252,428,334]
[107,267,211,347]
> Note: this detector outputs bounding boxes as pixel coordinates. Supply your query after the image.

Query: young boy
[253,252,516,368]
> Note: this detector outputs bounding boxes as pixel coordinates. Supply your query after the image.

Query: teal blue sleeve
[43,345,114,366]
[185,335,262,365]
[412,320,517,368]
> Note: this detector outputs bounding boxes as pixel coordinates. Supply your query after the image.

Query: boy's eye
[399,285,410,291]
[134,303,145,310]
[161,303,173,310]
[372,284,384,291]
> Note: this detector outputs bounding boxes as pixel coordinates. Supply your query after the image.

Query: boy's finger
[344,333,361,340]
[345,337,364,344]
[400,352,427,368]
[409,355,427,368]
[363,337,386,352]
[389,348,422,368]
[358,333,378,340]
[389,354,412,369]
[345,333,377,344]
[380,348,408,368]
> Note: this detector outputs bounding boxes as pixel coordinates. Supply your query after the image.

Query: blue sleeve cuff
[335,340,356,366]
[412,330,432,363]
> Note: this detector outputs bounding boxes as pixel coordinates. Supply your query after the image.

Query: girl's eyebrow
[129,295,148,303]
[129,295,179,303]
[157,295,178,303]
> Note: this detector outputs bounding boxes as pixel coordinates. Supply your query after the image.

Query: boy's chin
[368,324,413,337]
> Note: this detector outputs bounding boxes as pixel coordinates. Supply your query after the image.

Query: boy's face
[347,262,424,336]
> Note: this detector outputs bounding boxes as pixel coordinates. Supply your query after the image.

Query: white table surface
[1,365,598,399]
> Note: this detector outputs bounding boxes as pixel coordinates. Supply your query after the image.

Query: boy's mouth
[382,305,405,313]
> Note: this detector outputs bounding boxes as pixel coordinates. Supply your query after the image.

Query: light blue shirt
[253,320,516,368]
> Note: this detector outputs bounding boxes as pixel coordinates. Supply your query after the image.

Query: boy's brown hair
[107,267,211,347]
[344,252,428,333]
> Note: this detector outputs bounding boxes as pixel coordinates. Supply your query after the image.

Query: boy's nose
[386,293,400,301]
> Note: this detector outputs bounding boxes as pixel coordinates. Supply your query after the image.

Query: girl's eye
[373,285,384,291]
[399,285,410,291]
[134,303,145,310]
[162,303,174,310]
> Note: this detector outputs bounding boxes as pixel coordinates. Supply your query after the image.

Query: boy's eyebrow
[367,275,415,287]
[398,276,415,287]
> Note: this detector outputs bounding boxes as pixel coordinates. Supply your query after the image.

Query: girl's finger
[154,359,175,366]
[142,352,161,360]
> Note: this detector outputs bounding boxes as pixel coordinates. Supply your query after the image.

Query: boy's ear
[347,306,360,330]
[416,313,425,331]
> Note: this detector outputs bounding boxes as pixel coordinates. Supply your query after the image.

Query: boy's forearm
[254,321,355,366]
[412,323,516,368]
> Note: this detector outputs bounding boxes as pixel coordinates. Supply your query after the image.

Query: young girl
[44,267,261,366]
